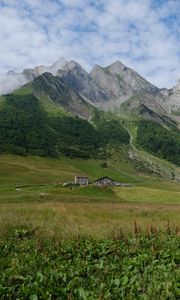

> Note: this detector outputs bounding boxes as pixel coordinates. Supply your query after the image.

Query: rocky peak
[57,61,105,102]
[90,64,102,74]
[58,60,88,76]
[107,60,128,73]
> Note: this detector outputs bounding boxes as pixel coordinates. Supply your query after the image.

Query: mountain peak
[90,60,128,77]
[60,60,85,71]
[106,60,128,74]
[110,60,126,67]
[89,64,103,75]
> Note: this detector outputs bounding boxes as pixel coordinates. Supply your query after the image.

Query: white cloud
[0,0,179,87]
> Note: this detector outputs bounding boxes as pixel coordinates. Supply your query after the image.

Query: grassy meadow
[0,154,180,299]
[0,154,180,238]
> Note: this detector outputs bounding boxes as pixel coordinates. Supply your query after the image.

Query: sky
[0,0,180,88]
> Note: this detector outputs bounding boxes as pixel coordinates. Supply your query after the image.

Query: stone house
[75,176,89,185]
[93,176,118,186]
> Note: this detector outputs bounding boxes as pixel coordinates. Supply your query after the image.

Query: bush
[100,162,107,168]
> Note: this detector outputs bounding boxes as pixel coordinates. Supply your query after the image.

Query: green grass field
[0,154,180,299]
[0,154,180,237]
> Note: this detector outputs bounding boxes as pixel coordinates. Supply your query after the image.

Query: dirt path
[125,127,138,152]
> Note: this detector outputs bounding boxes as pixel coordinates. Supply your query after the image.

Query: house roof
[93,176,115,182]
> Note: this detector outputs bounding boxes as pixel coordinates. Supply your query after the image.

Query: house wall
[75,176,89,185]
[94,178,115,186]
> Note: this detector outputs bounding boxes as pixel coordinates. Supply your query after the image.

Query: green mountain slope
[123,121,180,180]
[136,120,180,166]
[0,85,130,158]
[0,70,180,179]
[14,72,92,118]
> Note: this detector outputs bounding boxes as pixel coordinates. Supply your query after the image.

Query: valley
[1,0,180,297]
[0,153,180,239]
[0,59,180,299]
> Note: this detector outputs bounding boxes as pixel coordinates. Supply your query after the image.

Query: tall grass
[0,202,180,240]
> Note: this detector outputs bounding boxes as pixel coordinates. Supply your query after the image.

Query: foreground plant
[0,228,180,299]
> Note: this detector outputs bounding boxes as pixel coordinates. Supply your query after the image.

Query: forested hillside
[92,109,130,146]
[0,94,130,158]
[137,120,180,166]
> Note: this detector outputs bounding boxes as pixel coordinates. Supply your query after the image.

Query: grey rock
[57,60,108,102]
[32,72,91,119]
[160,81,180,114]
[0,58,179,125]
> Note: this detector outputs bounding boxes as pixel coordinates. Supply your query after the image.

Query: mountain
[57,60,160,105]
[57,60,176,125]
[0,58,180,169]
[0,70,130,159]
[17,61,176,127]
[30,72,92,119]
[0,58,179,125]
[57,60,109,103]
[90,61,159,102]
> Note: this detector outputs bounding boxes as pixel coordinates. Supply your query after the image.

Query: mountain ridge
[1,58,179,123]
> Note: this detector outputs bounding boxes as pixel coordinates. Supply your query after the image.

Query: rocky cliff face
[58,60,160,105]
[31,72,92,119]
[62,60,172,123]
[160,81,180,114]
[57,60,108,103]
[90,61,159,100]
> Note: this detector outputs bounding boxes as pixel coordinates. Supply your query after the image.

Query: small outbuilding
[93,176,119,186]
[75,176,89,185]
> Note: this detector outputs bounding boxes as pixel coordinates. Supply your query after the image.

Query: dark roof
[93,176,115,182]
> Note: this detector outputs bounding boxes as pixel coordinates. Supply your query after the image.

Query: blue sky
[0,0,180,87]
